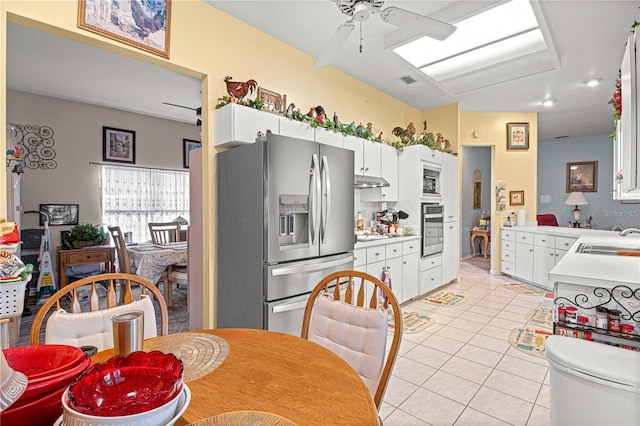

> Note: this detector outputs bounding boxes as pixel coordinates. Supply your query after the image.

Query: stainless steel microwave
[423,167,440,196]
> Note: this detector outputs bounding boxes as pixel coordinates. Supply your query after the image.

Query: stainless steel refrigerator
[217,133,354,335]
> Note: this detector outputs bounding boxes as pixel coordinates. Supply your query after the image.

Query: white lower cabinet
[355,238,421,304]
[533,235,576,290]
[514,231,534,282]
[420,254,442,295]
[442,221,458,284]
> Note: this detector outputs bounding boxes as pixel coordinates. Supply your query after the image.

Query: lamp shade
[564,192,588,206]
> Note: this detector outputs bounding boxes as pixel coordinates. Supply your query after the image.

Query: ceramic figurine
[307,107,315,117]
[286,103,296,118]
[355,123,365,136]
[333,112,339,128]
[224,76,258,100]
[347,122,356,132]
[366,122,373,134]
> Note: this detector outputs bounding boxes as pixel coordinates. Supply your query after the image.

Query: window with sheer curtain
[102,165,190,243]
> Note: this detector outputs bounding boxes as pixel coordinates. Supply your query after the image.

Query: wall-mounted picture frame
[509,190,525,206]
[506,122,529,150]
[566,161,598,192]
[183,139,201,168]
[78,0,171,58]
[40,204,79,226]
[103,126,136,164]
[257,87,282,112]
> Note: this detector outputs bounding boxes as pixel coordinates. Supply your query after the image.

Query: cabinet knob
[541,239,546,242]
[376,252,380,256]
[550,253,554,256]
[409,245,414,249]
[393,249,397,253]
[529,249,533,252]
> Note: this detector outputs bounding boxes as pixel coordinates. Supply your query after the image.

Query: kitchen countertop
[354,234,419,249]
[501,225,619,238]
[549,232,640,288]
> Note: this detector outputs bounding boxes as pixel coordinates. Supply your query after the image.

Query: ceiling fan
[162,102,202,126]
[315,0,457,67]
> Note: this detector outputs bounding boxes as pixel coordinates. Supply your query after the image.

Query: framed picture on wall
[77,0,171,58]
[506,122,529,150]
[39,204,79,226]
[509,191,525,206]
[566,161,598,192]
[183,139,201,168]
[103,126,136,164]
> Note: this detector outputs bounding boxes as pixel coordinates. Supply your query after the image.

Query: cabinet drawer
[420,254,442,271]
[420,266,442,294]
[62,249,111,264]
[386,242,402,259]
[501,240,515,252]
[501,261,515,275]
[501,249,515,263]
[534,234,555,248]
[354,248,366,268]
[402,240,420,256]
[501,229,516,241]
[555,236,578,251]
[366,246,385,264]
[516,231,534,245]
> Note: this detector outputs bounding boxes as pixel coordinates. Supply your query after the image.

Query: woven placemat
[143,332,229,382]
[189,411,297,425]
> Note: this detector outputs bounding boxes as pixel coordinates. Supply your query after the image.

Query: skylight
[394,0,545,83]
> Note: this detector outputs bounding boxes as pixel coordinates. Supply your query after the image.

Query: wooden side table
[470,228,490,258]
[58,246,116,288]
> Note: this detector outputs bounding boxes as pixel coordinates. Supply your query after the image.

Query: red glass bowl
[3,344,86,380]
[68,351,183,417]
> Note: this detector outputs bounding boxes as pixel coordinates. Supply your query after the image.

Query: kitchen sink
[356,235,390,242]
[575,243,640,255]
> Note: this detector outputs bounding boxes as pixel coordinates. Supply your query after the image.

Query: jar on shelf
[565,306,578,327]
[620,324,634,338]
[608,309,621,334]
[557,307,566,322]
[595,306,609,333]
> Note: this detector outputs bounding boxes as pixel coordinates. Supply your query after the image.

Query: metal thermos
[112,311,144,355]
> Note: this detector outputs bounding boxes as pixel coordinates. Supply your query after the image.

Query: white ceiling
[7,1,640,141]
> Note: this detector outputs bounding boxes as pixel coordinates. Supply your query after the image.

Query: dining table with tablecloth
[127,242,187,284]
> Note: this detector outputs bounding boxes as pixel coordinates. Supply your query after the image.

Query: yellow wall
[422,103,460,153]
[0,1,421,327]
[460,112,538,271]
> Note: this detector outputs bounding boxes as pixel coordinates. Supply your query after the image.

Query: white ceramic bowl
[0,349,28,411]
[61,383,190,426]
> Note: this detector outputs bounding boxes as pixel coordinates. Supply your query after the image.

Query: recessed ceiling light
[586,78,602,87]
[542,99,555,107]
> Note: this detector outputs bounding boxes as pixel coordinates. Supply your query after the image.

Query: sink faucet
[619,228,640,236]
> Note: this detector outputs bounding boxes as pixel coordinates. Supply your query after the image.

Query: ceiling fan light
[352,2,372,21]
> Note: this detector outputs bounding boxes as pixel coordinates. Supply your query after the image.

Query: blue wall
[461,146,491,257]
[537,134,639,230]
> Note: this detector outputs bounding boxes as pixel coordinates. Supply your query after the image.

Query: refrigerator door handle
[271,299,308,314]
[320,155,331,242]
[271,255,353,276]
[309,154,320,244]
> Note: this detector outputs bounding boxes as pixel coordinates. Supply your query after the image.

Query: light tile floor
[380,261,551,426]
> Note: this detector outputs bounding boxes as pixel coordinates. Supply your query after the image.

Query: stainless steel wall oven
[422,203,444,257]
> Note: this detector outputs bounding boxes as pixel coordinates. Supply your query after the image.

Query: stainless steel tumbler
[112,310,144,355]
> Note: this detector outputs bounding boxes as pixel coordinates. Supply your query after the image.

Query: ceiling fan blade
[162,102,198,111]
[314,21,355,67]
[380,7,456,41]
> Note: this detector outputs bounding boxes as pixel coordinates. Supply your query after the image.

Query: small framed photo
[506,122,529,150]
[566,161,598,192]
[509,191,525,206]
[103,126,136,164]
[78,0,171,58]
[39,204,79,226]
[257,87,282,111]
[183,139,201,168]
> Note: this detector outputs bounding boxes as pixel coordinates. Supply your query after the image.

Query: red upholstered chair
[537,214,559,226]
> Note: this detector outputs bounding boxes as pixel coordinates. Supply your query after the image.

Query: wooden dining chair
[148,222,180,244]
[301,270,403,410]
[30,273,168,351]
[108,225,174,306]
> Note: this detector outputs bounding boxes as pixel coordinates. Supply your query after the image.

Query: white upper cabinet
[314,128,344,148]
[613,29,640,201]
[214,104,279,148]
[361,144,398,202]
[279,117,314,140]
[343,135,381,177]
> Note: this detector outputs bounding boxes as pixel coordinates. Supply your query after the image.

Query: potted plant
[62,223,108,249]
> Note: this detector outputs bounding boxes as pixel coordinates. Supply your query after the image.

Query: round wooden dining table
[91,328,379,425]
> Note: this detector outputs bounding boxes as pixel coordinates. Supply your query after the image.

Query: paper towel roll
[517,209,526,226]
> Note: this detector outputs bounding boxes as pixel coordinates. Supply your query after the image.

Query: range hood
[354,175,390,189]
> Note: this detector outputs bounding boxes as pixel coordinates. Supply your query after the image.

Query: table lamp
[564,192,588,228]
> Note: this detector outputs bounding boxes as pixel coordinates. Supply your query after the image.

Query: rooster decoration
[224,76,258,101]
